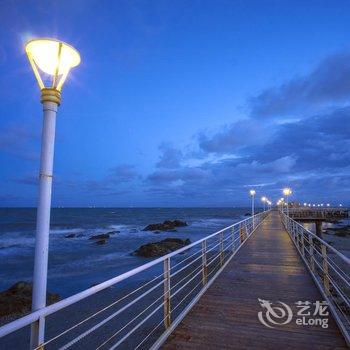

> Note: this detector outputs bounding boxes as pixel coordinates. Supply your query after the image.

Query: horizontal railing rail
[280,211,350,345]
[0,210,269,350]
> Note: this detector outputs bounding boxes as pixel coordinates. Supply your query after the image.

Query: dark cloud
[249,107,350,172]
[198,119,272,154]
[0,124,39,160]
[108,164,138,183]
[11,174,37,185]
[249,51,350,119]
[146,105,350,204]
[156,143,183,169]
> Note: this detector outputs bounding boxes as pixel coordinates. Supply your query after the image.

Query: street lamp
[283,188,292,216]
[261,196,267,211]
[249,189,256,227]
[25,38,80,348]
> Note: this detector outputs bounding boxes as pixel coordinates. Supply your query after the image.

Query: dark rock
[142,220,188,231]
[106,231,119,235]
[326,220,340,224]
[244,213,251,216]
[65,233,76,238]
[134,238,191,257]
[76,233,85,238]
[89,233,110,240]
[335,231,347,237]
[0,281,60,317]
[95,239,107,245]
[328,225,350,237]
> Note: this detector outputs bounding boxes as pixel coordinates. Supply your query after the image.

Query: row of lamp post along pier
[276,188,292,216]
[249,190,272,228]
[249,190,272,214]
[250,187,292,222]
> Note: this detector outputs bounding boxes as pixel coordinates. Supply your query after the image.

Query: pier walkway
[163,211,347,349]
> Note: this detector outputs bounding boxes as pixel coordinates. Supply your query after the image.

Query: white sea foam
[50,228,84,235]
[0,237,35,257]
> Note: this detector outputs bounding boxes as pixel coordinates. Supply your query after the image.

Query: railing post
[321,244,330,296]
[163,257,171,328]
[309,234,315,273]
[201,240,208,285]
[300,229,305,257]
[30,317,45,350]
[239,224,245,244]
[220,232,224,267]
[231,227,235,253]
[296,225,301,250]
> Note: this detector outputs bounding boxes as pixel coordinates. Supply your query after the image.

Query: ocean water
[0,207,251,297]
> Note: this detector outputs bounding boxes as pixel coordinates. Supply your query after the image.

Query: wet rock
[89,233,110,240]
[65,233,76,238]
[134,238,191,257]
[95,239,107,245]
[143,220,188,232]
[106,231,119,235]
[244,213,251,216]
[328,225,350,237]
[0,281,60,317]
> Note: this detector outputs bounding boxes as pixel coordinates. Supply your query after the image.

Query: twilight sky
[1,0,350,207]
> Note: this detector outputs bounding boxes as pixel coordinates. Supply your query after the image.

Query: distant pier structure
[288,207,349,237]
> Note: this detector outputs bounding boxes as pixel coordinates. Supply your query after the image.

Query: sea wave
[50,228,85,235]
[0,236,35,255]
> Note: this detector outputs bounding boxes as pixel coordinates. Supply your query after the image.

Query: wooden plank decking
[163,211,347,349]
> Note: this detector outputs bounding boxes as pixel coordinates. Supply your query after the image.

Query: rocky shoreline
[0,219,190,319]
[61,219,188,246]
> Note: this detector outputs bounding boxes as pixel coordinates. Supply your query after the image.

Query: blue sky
[1,0,350,207]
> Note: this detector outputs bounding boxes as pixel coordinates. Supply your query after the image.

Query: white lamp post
[249,189,256,227]
[283,188,292,216]
[261,196,267,211]
[25,38,80,348]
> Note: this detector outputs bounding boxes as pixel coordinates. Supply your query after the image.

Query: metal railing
[0,211,269,350]
[281,211,350,345]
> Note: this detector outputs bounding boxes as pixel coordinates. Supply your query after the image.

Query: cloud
[249,51,350,119]
[108,164,138,183]
[198,119,271,154]
[145,104,350,204]
[250,107,350,172]
[11,174,37,185]
[156,142,183,168]
[0,124,39,160]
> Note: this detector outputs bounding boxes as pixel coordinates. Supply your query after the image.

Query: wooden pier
[163,211,347,349]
